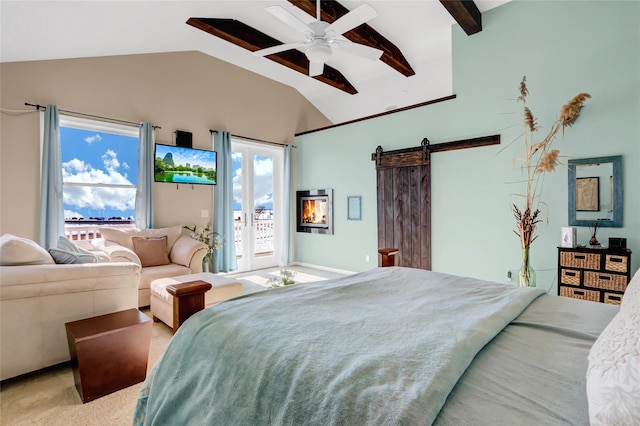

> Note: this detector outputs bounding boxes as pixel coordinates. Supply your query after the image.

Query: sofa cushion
[48,248,98,264]
[138,264,192,291]
[100,226,182,252]
[132,236,171,267]
[0,234,54,266]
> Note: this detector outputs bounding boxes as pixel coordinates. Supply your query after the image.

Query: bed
[134,266,640,425]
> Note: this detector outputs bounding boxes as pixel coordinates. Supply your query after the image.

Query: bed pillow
[131,236,170,267]
[48,248,98,264]
[621,268,640,309]
[586,297,640,425]
[0,234,54,266]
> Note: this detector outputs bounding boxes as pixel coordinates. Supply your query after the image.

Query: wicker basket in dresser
[557,246,632,305]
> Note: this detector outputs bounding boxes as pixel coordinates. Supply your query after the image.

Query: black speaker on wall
[175,130,192,148]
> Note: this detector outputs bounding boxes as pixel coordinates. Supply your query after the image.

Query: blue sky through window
[231,152,273,213]
[60,126,138,220]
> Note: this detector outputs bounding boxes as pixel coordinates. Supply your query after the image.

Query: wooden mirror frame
[568,155,623,227]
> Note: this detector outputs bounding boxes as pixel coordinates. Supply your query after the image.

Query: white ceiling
[0,0,509,124]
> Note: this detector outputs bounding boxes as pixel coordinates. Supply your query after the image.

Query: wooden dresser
[557,246,632,305]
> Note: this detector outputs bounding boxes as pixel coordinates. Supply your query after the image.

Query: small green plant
[183,223,222,264]
[266,268,297,288]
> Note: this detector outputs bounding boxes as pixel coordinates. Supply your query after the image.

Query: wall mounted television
[154,143,217,185]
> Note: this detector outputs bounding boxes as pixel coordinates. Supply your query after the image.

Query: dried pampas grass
[510,77,590,248]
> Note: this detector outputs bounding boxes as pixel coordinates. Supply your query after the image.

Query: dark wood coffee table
[65,309,152,403]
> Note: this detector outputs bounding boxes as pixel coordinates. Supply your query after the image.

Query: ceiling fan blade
[325,4,377,36]
[309,61,324,77]
[266,5,313,35]
[253,42,305,57]
[332,40,383,61]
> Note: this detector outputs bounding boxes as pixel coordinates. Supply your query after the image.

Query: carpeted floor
[0,265,349,425]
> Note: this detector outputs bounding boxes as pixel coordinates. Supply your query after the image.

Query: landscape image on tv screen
[154,144,217,185]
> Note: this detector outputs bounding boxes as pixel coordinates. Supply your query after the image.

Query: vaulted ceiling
[0,0,510,124]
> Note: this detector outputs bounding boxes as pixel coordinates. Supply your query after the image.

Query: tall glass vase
[519,247,536,287]
[202,255,212,273]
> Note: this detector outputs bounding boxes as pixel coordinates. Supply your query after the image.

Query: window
[58,115,139,237]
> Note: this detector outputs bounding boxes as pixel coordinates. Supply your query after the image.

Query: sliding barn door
[372,135,500,270]
[375,152,431,270]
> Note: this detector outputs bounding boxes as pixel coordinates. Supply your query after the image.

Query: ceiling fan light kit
[306,42,332,63]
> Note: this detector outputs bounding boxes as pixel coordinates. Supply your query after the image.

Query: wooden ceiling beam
[288,0,415,77]
[439,0,482,35]
[186,18,358,94]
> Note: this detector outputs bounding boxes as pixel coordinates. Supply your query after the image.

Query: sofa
[94,226,208,307]
[0,234,141,380]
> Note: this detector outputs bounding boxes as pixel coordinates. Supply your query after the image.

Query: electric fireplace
[296,189,333,234]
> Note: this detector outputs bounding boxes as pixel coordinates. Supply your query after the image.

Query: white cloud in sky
[232,166,243,209]
[253,157,273,208]
[84,134,102,144]
[102,149,120,171]
[62,150,135,212]
[64,209,84,219]
[63,186,135,212]
[232,156,273,211]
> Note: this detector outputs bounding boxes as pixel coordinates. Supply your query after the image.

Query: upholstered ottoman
[150,272,243,331]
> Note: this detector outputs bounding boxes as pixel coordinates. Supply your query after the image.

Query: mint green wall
[295,0,639,290]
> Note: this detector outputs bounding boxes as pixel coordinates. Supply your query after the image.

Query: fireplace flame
[302,199,327,224]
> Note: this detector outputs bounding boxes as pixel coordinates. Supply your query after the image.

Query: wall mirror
[568,155,623,227]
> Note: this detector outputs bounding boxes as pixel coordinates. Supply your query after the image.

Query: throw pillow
[137,226,182,252]
[57,235,82,253]
[48,248,98,264]
[57,236,110,262]
[0,234,54,266]
[131,236,171,267]
[586,297,640,425]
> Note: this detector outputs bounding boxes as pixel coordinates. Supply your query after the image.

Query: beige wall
[0,51,331,240]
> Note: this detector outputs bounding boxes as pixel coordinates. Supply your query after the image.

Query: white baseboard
[289,261,356,276]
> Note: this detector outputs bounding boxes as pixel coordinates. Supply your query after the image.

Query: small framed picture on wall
[576,177,599,211]
[347,196,361,221]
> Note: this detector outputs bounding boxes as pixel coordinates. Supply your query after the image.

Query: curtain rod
[209,130,294,148]
[25,103,161,129]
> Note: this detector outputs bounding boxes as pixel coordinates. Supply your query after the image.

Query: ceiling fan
[253,1,384,77]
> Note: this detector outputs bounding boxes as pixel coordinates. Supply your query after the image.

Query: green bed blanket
[134,267,544,425]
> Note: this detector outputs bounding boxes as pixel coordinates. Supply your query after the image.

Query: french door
[232,140,283,272]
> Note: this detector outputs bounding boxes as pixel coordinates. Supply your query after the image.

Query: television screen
[154,144,217,185]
